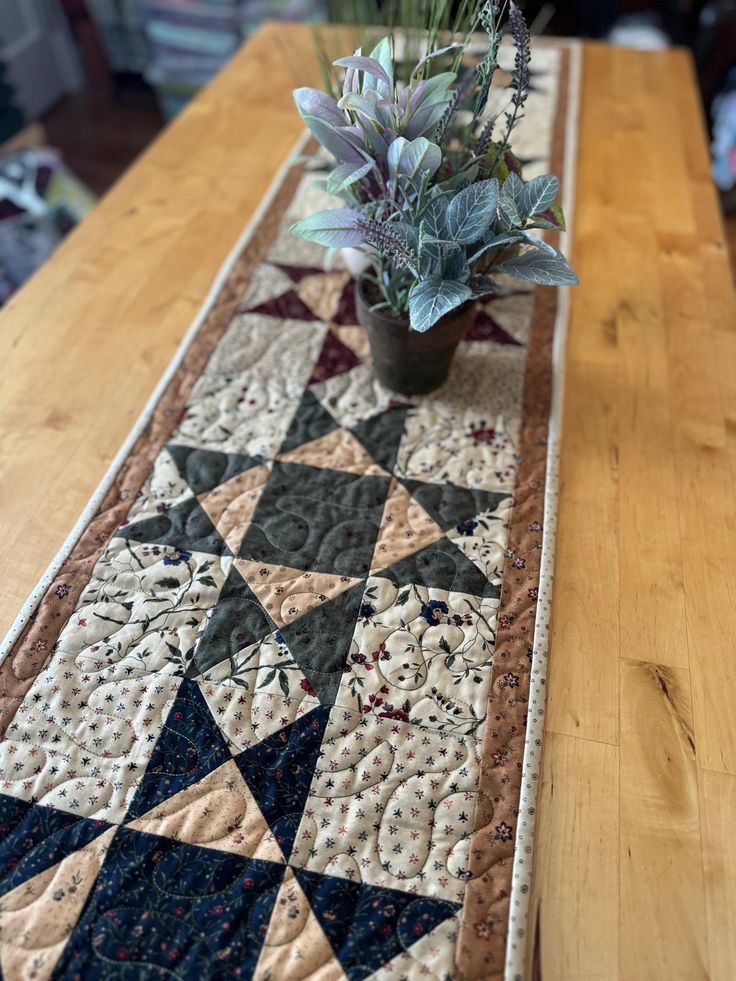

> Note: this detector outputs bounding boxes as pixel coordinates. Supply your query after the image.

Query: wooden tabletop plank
[0,24,734,980]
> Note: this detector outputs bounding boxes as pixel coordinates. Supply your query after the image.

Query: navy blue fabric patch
[125,680,231,821]
[0,794,111,897]
[294,867,459,980]
[233,705,329,861]
[53,827,284,979]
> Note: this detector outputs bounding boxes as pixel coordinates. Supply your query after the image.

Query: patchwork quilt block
[0,41,578,981]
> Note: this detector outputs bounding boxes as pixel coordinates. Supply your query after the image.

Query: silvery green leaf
[446,179,499,244]
[421,196,450,240]
[293,87,345,128]
[438,163,479,192]
[290,208,366,248]
[326,160,374,195]
[338,91,382,123]
[369,37,394,90]
[299,114,365,163]
[409,278,473,332]
[388,136,441,187]
[334,54,391,88]
[497,245,579,285]
[404,100,452,139]
[498,179,523,229]
[444,248,470,282]
[468,231,524,264]
[525,202,566,231]
[520,175,559,220]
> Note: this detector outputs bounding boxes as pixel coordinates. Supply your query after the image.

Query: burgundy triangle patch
[466,308,522,345]
[247,289,321,322]
[331,278,359,326]
[274,263,326,284]
[308,330,362,385]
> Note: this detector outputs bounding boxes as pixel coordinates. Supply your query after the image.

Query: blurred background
[0,0,733,303]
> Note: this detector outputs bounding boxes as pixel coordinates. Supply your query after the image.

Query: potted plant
[290,1,577,396]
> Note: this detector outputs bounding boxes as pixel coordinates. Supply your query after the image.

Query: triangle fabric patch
[275,263,327,284]
[247,288,322,322]
[350,404,411,474]
[234,558,362,629]
[0,825,117,981]
[293,867,460,981]
[279,426,387,479]
[278,582,366,704]
[186,564,278,678]
[53,828,285,979]
[280,388,340,454]
[254,867,347,981]
[127,758,284,865]
[308,331,363,386]
[233,705,329,861]
[370,478,446,574]
[376,537,495,597]
[117,495,231,558]
[197,463,271,554]
[0,794,113,899]
[331,323,370,361]
[295,271,350,322]
[125,679,231,820]
[330,277,358,326]
[166,444,263,496]
[401,479,509,534]
[465,307,523,344]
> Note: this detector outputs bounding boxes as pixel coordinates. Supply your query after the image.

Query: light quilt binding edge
[0,43,582,980]
[0,128,311,665]
[503,38,582,981]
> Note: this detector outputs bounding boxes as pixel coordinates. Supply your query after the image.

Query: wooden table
[0,23,734,980]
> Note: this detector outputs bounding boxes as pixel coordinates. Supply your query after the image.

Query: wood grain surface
[0,24,734,979]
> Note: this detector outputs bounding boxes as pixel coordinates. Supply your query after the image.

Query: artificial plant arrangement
[290,1,577,394]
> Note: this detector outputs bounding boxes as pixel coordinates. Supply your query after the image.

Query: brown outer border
[0,161,306,735]
[455,45,570,981]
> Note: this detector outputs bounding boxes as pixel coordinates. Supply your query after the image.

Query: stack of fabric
[140,0,327,118]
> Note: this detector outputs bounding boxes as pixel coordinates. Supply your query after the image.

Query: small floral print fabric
[0,42,571,981]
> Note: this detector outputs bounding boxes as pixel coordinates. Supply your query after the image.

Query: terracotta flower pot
[355,278,477,397]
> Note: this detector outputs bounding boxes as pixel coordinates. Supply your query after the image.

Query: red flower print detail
[475,920,493,939]
[470,426,496,444]
[300,678,316,697]
[54,583,70,599]
[498,613,514,630]
[379,709,410,723]
[528,587,538,600]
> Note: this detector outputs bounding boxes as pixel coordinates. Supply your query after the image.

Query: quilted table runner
[0,40,579,981]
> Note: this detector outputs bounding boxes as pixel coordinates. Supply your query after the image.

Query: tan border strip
[0,138,309,736]
[455,44,574,981]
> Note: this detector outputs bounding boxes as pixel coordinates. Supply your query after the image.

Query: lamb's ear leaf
[409,277,473,332]
[520,174,559,220]
[497,243,579,286]
[446,179,499,244]
[369,36,394,89]
[289,208,366,248]
[299,113,365,164]
[334,54,392,88]
[326,160,374,196]
[293,87,345,127]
